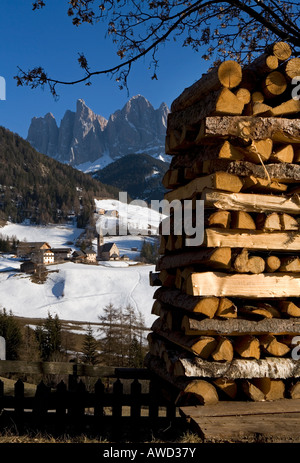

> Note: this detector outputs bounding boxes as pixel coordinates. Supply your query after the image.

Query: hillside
[94,153,169,202]
[0,126,118,226]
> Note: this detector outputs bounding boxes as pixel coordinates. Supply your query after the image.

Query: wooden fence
[0,361,181,440]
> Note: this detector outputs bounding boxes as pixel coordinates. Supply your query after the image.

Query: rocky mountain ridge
[27,95,170,171]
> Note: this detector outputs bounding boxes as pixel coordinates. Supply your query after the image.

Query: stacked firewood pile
[145,42,300,405]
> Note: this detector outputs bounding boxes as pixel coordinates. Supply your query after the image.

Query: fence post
[130,378,142,441]
[33,381,51,431]
[94,378,105,418]
[0,379,3,416]
[55,380,67,435]
[14,379,24,434]
[112,378,123,441]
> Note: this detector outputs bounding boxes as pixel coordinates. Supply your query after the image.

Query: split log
[269,99,300,117]
[269,144,294,163]
[170,59,242,113]
[202,189,300,215]
[239,303,281,319]
[279,300,300,317]
[241,176,288,194]
[240,138,273,163]
[234,335,260,359]
[215,298,238,319]
[164,172,244,202]
[144,353,219,405]
[280,213,299,230]
[167,87,244,133]
[242,380,266,401]
[211,337,234,362]
[289,382,300,399]
[205,228,300,251]
[151,317,218,358]
[186,271,300,298]
[233,249,265,274]
[231,211,256,230]
[180,316,300,336]
[201,159,300,183]
[251,102,273,116]
[279,256,300,272]
[153,287,220,317]
[265,255,281,272]
[252,378,285,401]
[213,378,238,399]
[196,117,300,144]
[256,212,281,231]
[173,356,300,379]
[259,334,291,356]
[252,91,265,103]
[207,210,231,228]
[262,71,287,99]
[156,247,232,271]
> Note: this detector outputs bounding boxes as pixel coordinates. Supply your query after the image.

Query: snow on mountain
[27,96,170,170]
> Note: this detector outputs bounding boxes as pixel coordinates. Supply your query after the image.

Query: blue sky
[0,0,210,139]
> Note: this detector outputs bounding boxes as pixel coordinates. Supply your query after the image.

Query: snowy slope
[0,208,161,328]
[0,260,156,328]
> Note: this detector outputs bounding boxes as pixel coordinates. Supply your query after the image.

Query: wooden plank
[180,398,300,418]
[202,189,300,215]
[186,271,300,298]
[181,317,300,336]
[184,413,300,442]
[197,116,300,144]
[205,228,300,251]
[175,356,300,379]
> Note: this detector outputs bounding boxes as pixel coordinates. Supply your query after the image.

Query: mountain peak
[27,96,170,168]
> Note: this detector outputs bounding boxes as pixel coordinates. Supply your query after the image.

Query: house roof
[72,250,85,257]
[18,242,51,250]
[51,248,72,252]
[100,243,119,252]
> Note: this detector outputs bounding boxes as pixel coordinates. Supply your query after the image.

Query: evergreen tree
[0,308,22,360]
[82,324,100,365]
[98,303,121,366]
[35,312,62,361]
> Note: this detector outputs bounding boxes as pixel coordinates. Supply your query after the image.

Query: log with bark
[196,117,300,144]
[144,353,219,405]
[201,189,300,215]
[170,59,243,113]
[153,287,220,318]
[172,355,300,379]
[168,87,244,134]
[181,316,300,336]
[156,247,232,271]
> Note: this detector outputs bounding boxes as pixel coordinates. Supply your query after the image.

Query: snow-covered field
[0,198,163,329]
[0,258,156,328]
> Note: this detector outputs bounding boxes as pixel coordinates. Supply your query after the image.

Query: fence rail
[0,361,180,440]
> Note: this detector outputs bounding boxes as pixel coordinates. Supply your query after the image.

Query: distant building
[52,248,72,262]
[98,242,120,261]
[85,250,97,263]
[43,249,55,265]
[20,261,37,274]
[17,242,51,260]
[72,250,86,263]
